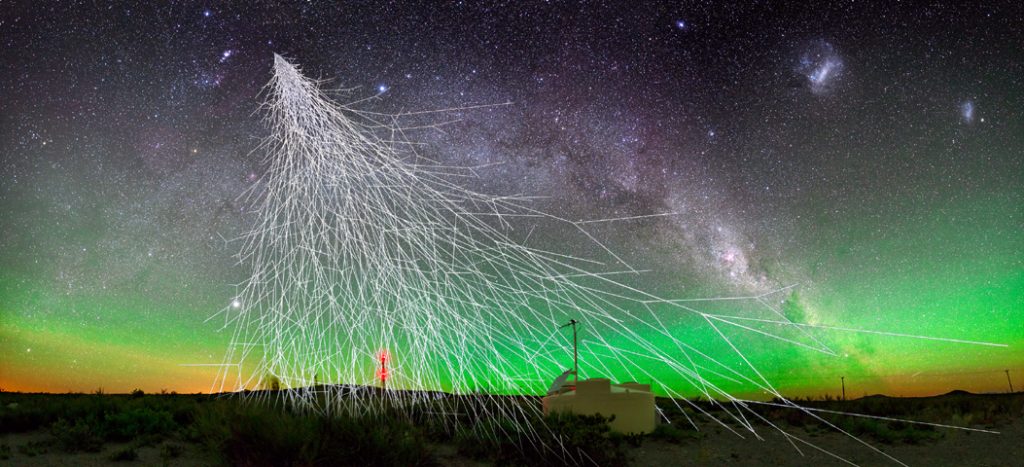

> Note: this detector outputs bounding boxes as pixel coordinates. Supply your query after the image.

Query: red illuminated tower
[375,349,390,389]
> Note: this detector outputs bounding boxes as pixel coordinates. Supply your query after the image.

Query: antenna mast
[560,319,579,384]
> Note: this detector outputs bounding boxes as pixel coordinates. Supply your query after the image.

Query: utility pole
[1006,370,1014,393]
[560,319,579,384]
[841,376,846,401]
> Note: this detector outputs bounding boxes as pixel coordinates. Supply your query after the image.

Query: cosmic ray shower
[208,57,1005,464]
[3,3,1022,465]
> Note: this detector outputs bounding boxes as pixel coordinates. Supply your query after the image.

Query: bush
[648,423,703,444]
[193,402,436,466]
[453,417,527,462]
[610,431,645,447]
[834,417,942,445]
[104,407,177,442]
[455,412,628,466]
[0,403,51,433]
[50,417,104,452]
[18,440,49,457]
[544,412,626,465]
[316,412,436,466]
[160,442,184,460]
[109,446,139,461]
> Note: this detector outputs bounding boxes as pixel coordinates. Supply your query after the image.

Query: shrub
[611,431,645,447]
[544,412,626,464]
[453,417,528,462]
[782,407,811,427]
[104,407,177,442]
[456,412,628,466]
[834,417,942,445]
[316,412,436,466]
[18,440,49,457]
[649,423,703,443]
[193,402,436,466]
[160,442,184,460]
[50,417,104,452]
[0,403,51,433]
[109,446,139,461]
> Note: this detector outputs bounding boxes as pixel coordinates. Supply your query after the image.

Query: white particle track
[203,55,1006,465]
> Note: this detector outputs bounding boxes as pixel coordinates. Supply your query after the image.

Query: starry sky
[1,1,1022,396]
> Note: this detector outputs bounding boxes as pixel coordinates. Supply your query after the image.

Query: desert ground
[1,389,1020,466]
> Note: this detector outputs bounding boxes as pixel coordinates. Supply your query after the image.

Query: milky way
[1,2,1022,395]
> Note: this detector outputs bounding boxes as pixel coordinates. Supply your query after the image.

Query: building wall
[542,378,656,434]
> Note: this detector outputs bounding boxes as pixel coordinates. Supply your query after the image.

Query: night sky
[1,2,1021,396]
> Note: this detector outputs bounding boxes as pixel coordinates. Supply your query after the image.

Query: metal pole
[559,319,580,384]
[573,320,578,385]
[1007,370,1014,393]
[841,376,846,401]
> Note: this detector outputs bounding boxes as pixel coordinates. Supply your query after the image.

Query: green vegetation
[454,412,629,466]
[753,391,1024,445]
[17,440,48,457]
[648,422,706,443]
[0,390,1019,465]
[50,417,104,452]
[160,442,184,460]
[108,446,139,461]
[833,417,941,444]
[193,402,436,466]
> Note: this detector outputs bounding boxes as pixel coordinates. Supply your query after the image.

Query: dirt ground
[2,406,1021,466]
[5,421,1020,466]
[628,417,1024,467]
[0,431,216,467]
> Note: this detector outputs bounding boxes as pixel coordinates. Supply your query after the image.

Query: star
[2,0,1020,400]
